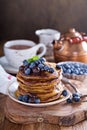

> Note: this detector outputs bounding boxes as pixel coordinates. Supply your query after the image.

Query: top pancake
[16,62,62,81]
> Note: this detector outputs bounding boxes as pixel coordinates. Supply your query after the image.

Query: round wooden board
[4,79,87,126]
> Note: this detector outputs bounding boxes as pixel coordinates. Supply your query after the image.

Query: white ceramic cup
[4,40,46,69]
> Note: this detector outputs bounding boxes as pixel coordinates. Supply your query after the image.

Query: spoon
[62,77,87,102]
[62,77,81,94]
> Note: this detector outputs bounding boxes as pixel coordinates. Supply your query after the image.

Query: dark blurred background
[0,0,87,42]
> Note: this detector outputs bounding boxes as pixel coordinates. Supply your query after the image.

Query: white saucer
[0,56,18,74]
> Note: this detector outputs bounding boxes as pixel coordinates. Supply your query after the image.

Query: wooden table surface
[0,93,87,130]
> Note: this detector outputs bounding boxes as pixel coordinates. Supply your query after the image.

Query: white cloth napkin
[0,65,16,95]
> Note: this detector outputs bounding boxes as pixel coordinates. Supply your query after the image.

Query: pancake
[16,57,64,103]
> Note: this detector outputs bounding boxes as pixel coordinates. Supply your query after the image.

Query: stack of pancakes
[16,62,64,103]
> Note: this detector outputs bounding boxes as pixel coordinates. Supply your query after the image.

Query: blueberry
[34,60,39,65]
[62,66,67,73]
[25,68,31,75]
[34,98,40,104]
[29,62,36,69]
[28,98,32,103]
[23,60,29,66]
[72,93,80,98]
[70,69,74,74]
[62,90,68,96]
[38,63,44,69]
[82,69,86,73]
[64,64,70,69]
[38,60,42,64]
[56,64,61,69]
[72,96,80,102]
[75,64,80,68]
[66,69,72,74]
[28,97,36,103]
[59,62,87,76]
[84,71,87,74]
[67,98,72,103]
[73,69,79,75]
[22,95,29,102]
[44,65,50,71]
[79,71,84,75]
[40,57,46,63]
[34,60,41,65]
[18,95,23,101]
[49,67,54,73]
[77,67,81,72]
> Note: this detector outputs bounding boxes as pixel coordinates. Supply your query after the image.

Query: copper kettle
[52,28,87,63]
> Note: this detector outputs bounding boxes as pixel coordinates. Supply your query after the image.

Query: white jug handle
[35,43,46,57]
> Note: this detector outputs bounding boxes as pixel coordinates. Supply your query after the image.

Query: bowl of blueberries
[56,61,87,81]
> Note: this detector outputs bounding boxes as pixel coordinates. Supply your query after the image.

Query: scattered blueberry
[72,93,80,98]
[62,90,68,96]
[67,98,72,103]
[22,95,29,102]
[34,98,40,104]
[18,95,23,101]
[72,93,81,102]
[56,64,61,69]
[72,95,80,102]
[66,92,81,104]
[18,93,41,104]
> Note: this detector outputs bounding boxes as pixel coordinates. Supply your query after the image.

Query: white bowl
[57,61,87,81]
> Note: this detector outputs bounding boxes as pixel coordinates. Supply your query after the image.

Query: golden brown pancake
[16,61,64,103]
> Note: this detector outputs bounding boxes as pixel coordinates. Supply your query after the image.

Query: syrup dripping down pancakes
[16,56,64,103]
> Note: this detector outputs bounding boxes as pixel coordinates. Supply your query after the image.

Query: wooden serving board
[5,78,87,126]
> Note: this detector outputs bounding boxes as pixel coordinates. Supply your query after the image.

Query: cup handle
[35,43,46,57]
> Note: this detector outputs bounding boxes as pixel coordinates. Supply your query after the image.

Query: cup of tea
[4,40,46,69]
